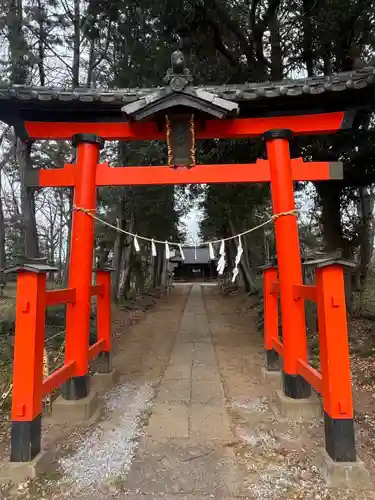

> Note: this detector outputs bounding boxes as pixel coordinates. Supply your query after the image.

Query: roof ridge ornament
[164,50,193,92]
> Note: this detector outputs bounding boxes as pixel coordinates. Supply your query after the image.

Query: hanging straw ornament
[217,239,226,275]
[165,241,171,260]
[151,239,157,257]
[217,256,226,275]
[219,239,225,256]
[235,236,243,266]
[134,235,140,252]
[209,242,215,261]
[179,244,185,260]
[232,267,239,283]
[232,236,243,282]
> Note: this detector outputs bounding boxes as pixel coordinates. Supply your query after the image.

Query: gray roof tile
[0,67,373,105]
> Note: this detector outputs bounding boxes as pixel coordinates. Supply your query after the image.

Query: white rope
[72,206,298,249]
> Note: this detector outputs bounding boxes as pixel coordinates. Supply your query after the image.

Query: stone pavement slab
[124,438,244,496]
[190,403,233,440]
[191,379,225,405]
[163,363,192,381]
[156,378,191,403]
[147,403,189,438]
[125,284,243,498]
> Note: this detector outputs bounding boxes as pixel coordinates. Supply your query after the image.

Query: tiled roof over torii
[0,54,374,140]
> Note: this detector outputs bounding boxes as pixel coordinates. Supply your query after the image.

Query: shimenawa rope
[72,206,298,247]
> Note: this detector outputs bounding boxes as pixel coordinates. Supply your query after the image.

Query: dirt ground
[0,286,189,499]
[204,287,375,500]
[0,284,375,500]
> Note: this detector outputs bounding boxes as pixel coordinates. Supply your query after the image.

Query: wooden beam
[296,358,323,394]
[292,284,317,302]
[24,111,347,141]
[29,159,343,188]
[45,288,76,306]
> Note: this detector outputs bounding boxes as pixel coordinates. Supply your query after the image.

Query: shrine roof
[170,247,214,265]
[1,66,375,133]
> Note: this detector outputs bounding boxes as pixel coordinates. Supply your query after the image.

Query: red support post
[63,134,104,400]
[263,265,280,371]
[316,262,356,462]
[96,269,112,373]
[264,129,310,399]
[10,270,46,462]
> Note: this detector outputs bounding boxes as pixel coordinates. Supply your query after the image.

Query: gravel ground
[57,383,154,495]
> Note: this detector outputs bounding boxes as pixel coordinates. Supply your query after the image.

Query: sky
[180,205,201,242]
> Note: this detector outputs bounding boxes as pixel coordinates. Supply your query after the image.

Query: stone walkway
[123,284,245,498]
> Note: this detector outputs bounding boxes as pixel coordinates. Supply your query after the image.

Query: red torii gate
[2,50,373,480]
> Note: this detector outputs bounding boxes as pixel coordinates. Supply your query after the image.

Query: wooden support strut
[10,271,46,462]
[315,263,356,462]
[263,267,280,371]
[95,270,112,373]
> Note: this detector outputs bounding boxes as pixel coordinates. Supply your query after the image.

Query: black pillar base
[266,349,280,371]
[10,415,41,462]
[283,373,311,399]
[97,351,111,374]
[62,375,89,400]
[324,412,356,462]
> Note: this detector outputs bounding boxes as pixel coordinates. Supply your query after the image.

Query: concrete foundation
[271,389,322,421]
[317,448,372,489]
[261,367,282,390]
[0,451,52,484]
[52,390,100,423]
[91,369,120,392]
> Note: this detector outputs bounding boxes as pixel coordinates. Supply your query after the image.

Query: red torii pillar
[264,129,310,399]
[62,134,104,400]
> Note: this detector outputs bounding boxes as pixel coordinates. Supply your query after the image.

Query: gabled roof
[170,247,215,265]
[122,87,239,120]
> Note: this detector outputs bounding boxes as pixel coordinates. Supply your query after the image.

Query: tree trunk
[111,198,127,300]
[18,140,39,257]
[62,190,73,286]
[7,0,38,258]
[153,253,161,288]
[302,0,314,76]
[355,186,375,314]
[119,243,133,300]
[72,0,81,87]
[58,190,64,280]
[228,219,256,292]
[0,168,6,289]
[134,259,145,294]
[112,230,125,301]
[7,0,28,85]
[36,0,46,86]
[316,182,346,254]
[148,255,156,290]
[316,182,355,312]
[270,11,283,80]
[157,247,165,288]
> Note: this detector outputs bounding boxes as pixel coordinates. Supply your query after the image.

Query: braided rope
[73,206,298,247]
